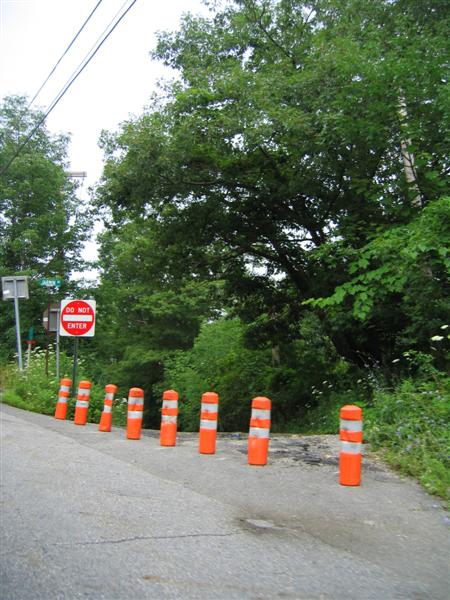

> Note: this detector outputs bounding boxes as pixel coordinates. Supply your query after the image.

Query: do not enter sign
[60,299,96,337]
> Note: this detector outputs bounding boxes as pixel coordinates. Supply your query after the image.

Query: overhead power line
[1,0,138,178]
[28,0,104,107]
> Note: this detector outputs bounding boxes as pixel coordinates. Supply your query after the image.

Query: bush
[365,376,450,505]
[157,318,273,431]
[1,347,127,426]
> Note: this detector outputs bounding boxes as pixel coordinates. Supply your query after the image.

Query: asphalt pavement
[1,403,449,599]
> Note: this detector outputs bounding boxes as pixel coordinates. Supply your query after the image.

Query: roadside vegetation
[1,329,449,506]
[1,1,449,506]
[0,349,128,427]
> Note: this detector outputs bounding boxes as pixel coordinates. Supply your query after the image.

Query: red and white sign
[60,299,96,337]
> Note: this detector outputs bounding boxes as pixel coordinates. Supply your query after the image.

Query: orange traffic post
[160,390,178,446]
[73,380,92,425]
[99,384,118,432]
[54,377,72,420]
[248,396,271,466]
[127,388,144,440]
[339,405,363,486]
[199,392,219,454]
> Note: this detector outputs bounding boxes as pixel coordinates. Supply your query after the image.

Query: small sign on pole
[2,275,29,370]
[39,278,62,290]
[2,276,29,300]
[43,304,60,333]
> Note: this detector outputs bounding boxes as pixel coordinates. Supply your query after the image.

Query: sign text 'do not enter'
[60,299,96,337]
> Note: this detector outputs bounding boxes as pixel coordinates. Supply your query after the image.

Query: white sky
[0,0,211,275]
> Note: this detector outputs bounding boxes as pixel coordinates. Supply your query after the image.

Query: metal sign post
[71,338,80,397]
[26,326,35,369]
[59,298,96,396]
[43,303,60,376]
[41,279,62,378]
[56,315,61,381]
[13,279,23,369]
[2,276,29,370]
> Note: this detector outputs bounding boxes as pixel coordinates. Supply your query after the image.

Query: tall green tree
[0,96,91,359]
[95,0,449,388]
[85,216,223,425]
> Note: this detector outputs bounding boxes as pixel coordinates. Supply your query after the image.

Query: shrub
[365,376,450,505]
[1,347,127,426]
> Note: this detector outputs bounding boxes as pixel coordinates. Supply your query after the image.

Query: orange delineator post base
[127,387,144,440]
[54,377,72,420]
[74,380,91,425]
[248,436,270,466]
[160,390,179,446]
[339,404,363,486]
[248,396,271,466]
[99,384,118,432]
[199,392,219,454]
[339,452,362,486]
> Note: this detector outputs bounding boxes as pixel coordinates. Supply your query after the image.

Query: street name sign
[60,299,96,337]
[39,278,62,289]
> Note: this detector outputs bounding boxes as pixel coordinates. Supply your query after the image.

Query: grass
[364,376,450,505]
[0,348,127,426]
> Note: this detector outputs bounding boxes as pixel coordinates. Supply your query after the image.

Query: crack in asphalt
[52,530,242,547]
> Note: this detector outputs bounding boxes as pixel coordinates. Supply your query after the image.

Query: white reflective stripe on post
[103,406,112,413]
[60,386,70,393]
[340,419,362,432]
[57,397,68,404]
[201,403,218,413]
[162,400,178,409]
[78,391,90,399]
[105,393,114,401]
[200,419,217,430]
[127,411,143,420]
[340,441,363,454]
[162,415,177,424]
[249,427,270,438]
[128,399,138,406]
[76,401,89,408]
[251,409,271,420]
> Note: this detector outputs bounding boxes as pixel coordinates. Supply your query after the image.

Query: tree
[0,96,91,360]
[95,0,449,386]
[86,217,223,425]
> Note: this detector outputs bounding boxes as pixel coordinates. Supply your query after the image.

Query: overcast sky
[0,0,211,273]
[0,0,209,186]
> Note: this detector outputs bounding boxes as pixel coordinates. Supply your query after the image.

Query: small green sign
[39,278,62,289]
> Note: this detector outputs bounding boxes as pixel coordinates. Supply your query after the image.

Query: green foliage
[95,0,450,376]
[365,373,450,505]
[306,198,450,320]
[158,314,358,432]
[1,2,448,509]
[1,348,73,416]
[158,318,273,431]
[0,95,92,360]
[1,348,127,426]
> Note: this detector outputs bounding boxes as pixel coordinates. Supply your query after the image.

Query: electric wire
[45,0,132,115]
[28,0,104,107]
[1,0,138,178]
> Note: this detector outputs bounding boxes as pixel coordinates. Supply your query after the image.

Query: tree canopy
[95,0,449,378]
[0,96,91,359]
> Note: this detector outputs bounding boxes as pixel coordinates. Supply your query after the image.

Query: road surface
[1,403,449,599]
